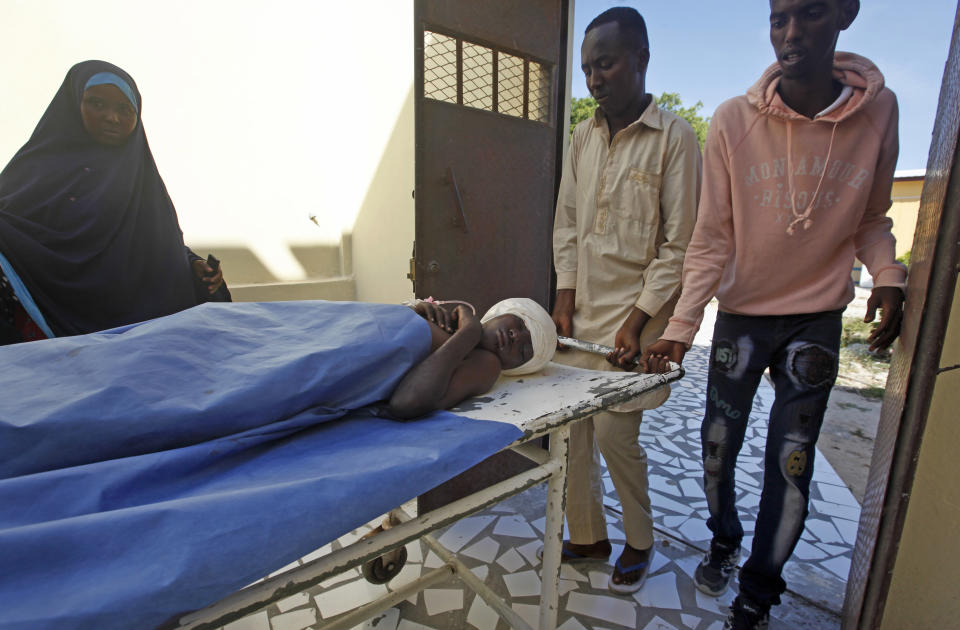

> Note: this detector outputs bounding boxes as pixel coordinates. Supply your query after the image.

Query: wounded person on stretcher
[389,298,556,419]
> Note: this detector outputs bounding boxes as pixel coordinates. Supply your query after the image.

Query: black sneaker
[693,538,740,596]
[723,596,770,630]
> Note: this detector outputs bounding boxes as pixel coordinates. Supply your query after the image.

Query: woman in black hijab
[0,60,228,344]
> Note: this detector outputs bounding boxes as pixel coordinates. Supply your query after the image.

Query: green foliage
[857,386,887,400]
[897,250,911,266]
[569,96,599,135]
[841,317,874,347]
[568,93,710,149]
[656,92,709,150]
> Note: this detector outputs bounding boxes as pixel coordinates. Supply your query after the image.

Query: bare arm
[388,305,499,419]
[434,349,501,410]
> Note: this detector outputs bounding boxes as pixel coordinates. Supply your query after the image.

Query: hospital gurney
[169,361,683,630]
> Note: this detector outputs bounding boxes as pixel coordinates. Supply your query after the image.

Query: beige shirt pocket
[595,166,660,250]
[617,167,661,219]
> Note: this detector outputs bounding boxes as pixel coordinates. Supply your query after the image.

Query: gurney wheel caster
[362,545,407,584]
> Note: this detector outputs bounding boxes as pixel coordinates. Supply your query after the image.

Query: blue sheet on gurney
[0,301,524,630]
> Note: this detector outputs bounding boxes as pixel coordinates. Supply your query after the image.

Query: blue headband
[83,72,138,113]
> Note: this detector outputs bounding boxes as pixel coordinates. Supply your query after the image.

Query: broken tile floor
[222,340,858,630]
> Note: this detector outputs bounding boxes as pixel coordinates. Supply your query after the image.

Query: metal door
[413,0,568,315]
[413,0,570,513]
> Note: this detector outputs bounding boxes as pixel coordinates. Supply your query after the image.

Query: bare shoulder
[459,348,501,393]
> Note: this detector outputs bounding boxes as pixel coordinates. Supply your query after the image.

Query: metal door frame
[843,7,960,627]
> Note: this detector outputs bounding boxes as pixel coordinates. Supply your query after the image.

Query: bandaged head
[481,298,557,376]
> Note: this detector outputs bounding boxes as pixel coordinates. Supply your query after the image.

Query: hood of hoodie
[747,51,885,123]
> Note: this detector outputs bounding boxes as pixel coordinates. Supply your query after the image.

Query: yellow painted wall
[889,179,923,258]
[0,0,415,302]
[879,275,960,629]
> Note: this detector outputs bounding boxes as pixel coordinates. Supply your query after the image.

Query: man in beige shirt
[551,7,700,594]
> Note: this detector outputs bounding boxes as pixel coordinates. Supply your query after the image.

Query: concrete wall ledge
[230,277,356,303]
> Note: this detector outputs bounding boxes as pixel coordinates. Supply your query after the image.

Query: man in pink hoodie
[642,1,905,628]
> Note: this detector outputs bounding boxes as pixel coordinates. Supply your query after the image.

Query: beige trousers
[565,408,653,551]
[557,293,677,551]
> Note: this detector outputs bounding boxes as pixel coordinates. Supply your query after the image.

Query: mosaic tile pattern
[224,330,859,629]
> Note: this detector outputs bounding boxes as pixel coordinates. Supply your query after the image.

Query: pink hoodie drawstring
[786,120,839,235]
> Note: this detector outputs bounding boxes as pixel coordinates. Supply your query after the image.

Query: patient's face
[480,314,533,370]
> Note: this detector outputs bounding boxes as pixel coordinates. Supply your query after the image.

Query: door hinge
[407,241,416,290]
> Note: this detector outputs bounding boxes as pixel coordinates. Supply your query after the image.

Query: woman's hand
[191,259,224,294]
[413,301,453,332]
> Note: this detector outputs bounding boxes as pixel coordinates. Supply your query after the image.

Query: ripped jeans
[701,309,841,607]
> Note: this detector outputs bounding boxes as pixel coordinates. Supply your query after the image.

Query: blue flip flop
[608,546,655,594]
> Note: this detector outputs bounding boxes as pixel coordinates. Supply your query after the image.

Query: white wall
[0,0,414,294]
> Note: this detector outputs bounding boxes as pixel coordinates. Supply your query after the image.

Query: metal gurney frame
[170,362,684,630]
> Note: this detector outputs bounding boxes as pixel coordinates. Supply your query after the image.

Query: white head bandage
[480,298,557,376]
